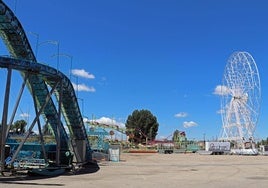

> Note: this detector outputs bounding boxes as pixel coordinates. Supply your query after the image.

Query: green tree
[126,109,159,144]
[256,137,268,148]
[12,119,27,134]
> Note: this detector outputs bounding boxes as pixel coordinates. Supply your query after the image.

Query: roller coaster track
[0,1,92,169]
[86,120,128,135]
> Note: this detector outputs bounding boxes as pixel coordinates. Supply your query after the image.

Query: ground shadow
[0,161,100,186]
[65,161,100,176]
[0,174,65,186]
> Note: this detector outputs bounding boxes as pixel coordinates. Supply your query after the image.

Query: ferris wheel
[220,51,261,148]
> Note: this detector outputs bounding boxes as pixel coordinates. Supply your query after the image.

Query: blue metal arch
[0,1,92,164]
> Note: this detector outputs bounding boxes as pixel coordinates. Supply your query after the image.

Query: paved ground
[1,153,268,188]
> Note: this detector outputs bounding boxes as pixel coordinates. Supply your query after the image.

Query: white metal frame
[220,52,261,149]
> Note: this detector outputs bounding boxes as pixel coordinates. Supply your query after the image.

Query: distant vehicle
[157,142,174,154]
[205,141,230,155]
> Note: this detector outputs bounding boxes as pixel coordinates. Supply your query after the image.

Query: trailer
[205,141,230,155]
[157,142,174,154]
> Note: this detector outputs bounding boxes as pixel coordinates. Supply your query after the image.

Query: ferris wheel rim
[220,51,261,142]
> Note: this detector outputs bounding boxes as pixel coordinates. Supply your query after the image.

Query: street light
[37,40,60,70]
[51,53,73,80]
[28,31,39,57]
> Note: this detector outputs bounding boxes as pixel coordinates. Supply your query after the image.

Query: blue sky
[1,0,268,141]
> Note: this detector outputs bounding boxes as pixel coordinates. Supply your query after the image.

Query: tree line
[4,119,53,135]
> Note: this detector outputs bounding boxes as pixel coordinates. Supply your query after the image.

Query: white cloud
[183,121,198,128]
[175,112,188,118]
[20,113,30,118]
[71,69,95,79]
[216,109,225,114]
[213,85,229,96]
[96,117,126,128]
[83,116,125,127]
[72,83,96,92]
[83,117,90,123]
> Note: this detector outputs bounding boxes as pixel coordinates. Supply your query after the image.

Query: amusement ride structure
[0,1,92,174]
[85,119,127,152]
[219,52,261,153]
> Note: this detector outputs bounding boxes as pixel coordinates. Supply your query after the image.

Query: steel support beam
[0,67,12,172]
[56,80,63,165]
[10,80,60,164]
[31,79,48,163]
[6,74,29,139]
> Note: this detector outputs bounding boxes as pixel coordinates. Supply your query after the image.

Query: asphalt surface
[1,153,268,188]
